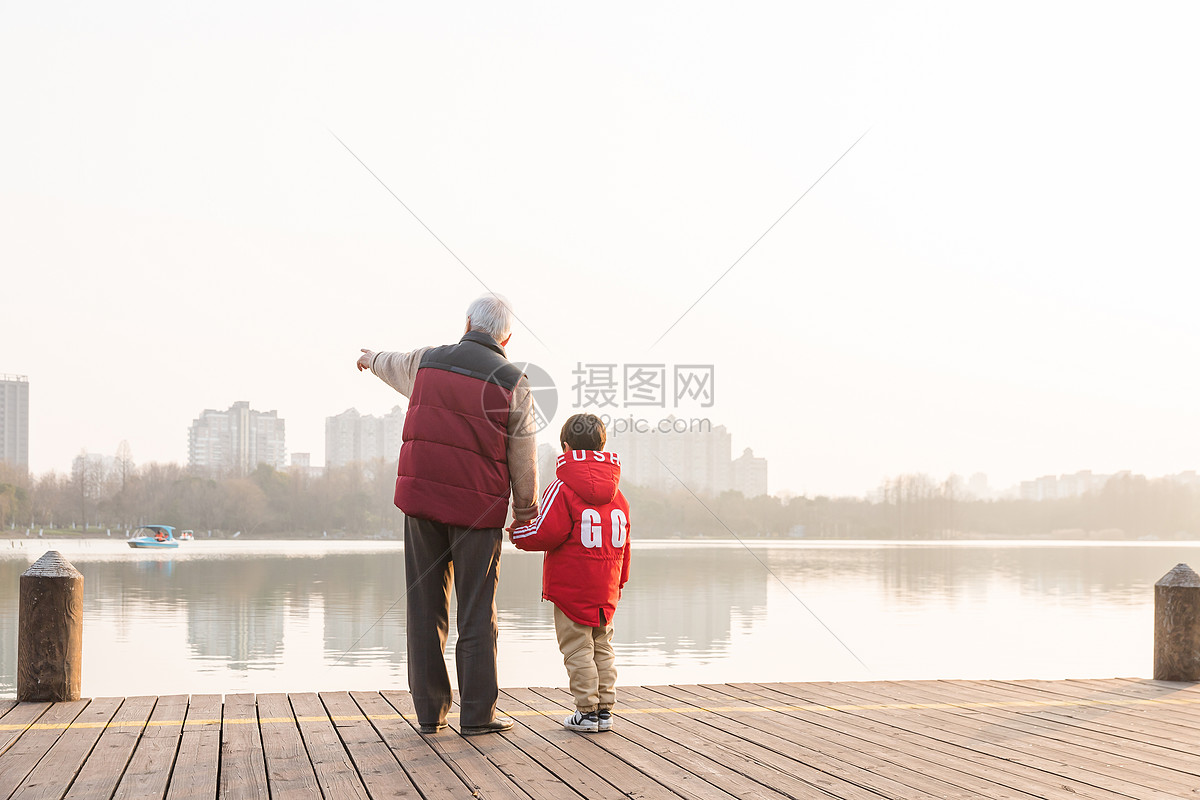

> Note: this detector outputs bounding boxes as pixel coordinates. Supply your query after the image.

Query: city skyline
[8,390,1194,503]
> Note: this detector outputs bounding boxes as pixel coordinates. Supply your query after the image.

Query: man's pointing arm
[357,347,431,398]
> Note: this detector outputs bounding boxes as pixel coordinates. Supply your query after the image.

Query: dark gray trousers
[404,515,503,728]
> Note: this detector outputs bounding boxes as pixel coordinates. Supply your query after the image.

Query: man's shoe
[563,710,599,733]
[597,710,613,732]
[460,716,514,736]
[418,722,447,734]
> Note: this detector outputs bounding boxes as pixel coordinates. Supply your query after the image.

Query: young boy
[509,413,631,733]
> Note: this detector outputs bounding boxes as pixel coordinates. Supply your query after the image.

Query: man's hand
[356,349,375,372]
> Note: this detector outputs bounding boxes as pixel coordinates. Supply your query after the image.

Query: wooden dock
[1,678,1197,799]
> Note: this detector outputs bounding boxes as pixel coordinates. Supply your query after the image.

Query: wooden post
[1154,563,1200,682]
[17,551,84,702]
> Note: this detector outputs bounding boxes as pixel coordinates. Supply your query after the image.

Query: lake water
[2,539,1197,698]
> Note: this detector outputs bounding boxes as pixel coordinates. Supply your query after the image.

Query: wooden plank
[1050,678,1200,734]
[1003,678,1200,732]
[444,695,590,800]
[756,680,1143,800]
[536,687,796,800]
[0,700,89,800]
[353,691,475,800]
[255,694,320,800]
[644,683,989,800]
[776,680,1187,800]
[865,678,1200,795]
[947,677,1200,749]
[1134,677,1200,689]
[0,702,15,719]
[1088,678,1200,724]
[642,682,1043,800]
[555,687,798,800]
[165,695,222,800]
[739,682,1138,800]
[506,687,735,800]
[524,688,741,800]
[0,703,52,759]
[613,685,884,800]
[219,693,268,800]
[1122,677,1200,700]
[14,680,1200,800]
[319,692,421,798]
[382,690,531,800]
[113,694,188,800]
[801,681,1185,800]
[705,682,1083,800]
[1061,676,1200,707]
[972,679,1199,751]
[64,696,156,800]
[627,684,889,800]
[492,689,639,800]
[943,679,1200,775]
[1090,677,1200,701]
[288,692,370,799]
[11,696,123,800]
[946,680,1200,779]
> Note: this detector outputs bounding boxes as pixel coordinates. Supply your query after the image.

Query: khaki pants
[554,605,616,713]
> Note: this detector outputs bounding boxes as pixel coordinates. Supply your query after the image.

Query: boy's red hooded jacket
[510,450,631,627]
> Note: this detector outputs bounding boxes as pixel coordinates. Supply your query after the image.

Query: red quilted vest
[394,332,523,528]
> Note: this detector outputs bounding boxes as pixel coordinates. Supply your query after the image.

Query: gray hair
[466,293,514,342]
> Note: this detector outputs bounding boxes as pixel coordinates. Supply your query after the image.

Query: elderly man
[357,294,538,735]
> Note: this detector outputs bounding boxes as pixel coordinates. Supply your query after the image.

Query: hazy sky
[3,2,1198,496]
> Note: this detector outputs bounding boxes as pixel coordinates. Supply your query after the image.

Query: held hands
[504,520,529,544]
[505,509,537,537]
[356,349,375,372]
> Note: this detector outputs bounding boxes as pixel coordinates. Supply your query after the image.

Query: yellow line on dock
[2,694,1197,732]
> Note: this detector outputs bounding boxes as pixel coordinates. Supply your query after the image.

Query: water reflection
[621,547,767,666]
[0,540,1197,697]
[0,558,23,695]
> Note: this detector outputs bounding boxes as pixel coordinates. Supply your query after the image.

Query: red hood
[555,450,622,504]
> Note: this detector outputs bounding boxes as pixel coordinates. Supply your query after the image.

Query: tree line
[626,471,1200,540]
[0,448,401,537]
[1,450,1197,539]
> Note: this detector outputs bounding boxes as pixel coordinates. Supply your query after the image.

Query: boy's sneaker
[563,710,599,733]
[597,710,613,731]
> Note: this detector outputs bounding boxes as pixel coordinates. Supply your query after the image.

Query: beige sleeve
[370,347,432,397]
[506,375,539,521]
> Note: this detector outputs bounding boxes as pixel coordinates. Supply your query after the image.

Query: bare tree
[115,440,134,492]
[110,441,136,527]
[71,450,106,528]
